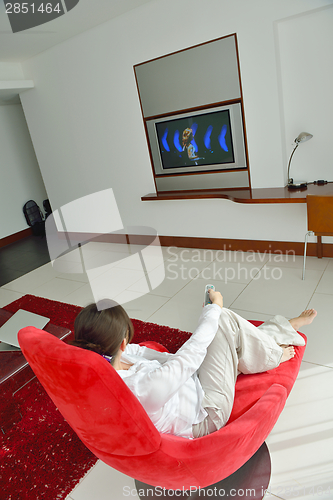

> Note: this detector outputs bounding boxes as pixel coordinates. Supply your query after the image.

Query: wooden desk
[142,184,333,203]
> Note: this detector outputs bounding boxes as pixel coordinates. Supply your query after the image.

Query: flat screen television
[146,102,247,177]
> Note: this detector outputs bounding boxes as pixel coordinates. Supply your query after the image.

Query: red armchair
[18,322,306,490]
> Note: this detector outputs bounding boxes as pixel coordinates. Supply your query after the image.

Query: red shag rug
[0,295,191,500]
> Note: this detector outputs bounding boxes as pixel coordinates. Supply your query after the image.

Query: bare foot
[289,309,317,331]
[280,346,295,363]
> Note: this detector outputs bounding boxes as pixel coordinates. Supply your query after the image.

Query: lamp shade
[287,132,313,189]
[295,132,313,144]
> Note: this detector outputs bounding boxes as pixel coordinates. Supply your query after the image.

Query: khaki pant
[192,308,305,438]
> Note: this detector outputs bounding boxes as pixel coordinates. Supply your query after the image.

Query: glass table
[0,308,71,433]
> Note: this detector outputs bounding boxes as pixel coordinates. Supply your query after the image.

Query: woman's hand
[208,289,223,309]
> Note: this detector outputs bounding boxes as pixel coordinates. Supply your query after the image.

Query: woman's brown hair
[70,300,134,364]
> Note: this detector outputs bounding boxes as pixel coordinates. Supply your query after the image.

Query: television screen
[155,109,235,171]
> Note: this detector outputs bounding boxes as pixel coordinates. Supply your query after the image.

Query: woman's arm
[133,304,221,413]
[125,291,222,363]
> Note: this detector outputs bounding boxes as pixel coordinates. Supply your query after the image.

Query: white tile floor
[1,243,333,500]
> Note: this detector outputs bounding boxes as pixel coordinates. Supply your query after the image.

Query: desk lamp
[287,132,313,189]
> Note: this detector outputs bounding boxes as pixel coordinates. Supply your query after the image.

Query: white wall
[276,5,333,184]
[0,103,48,239]
[19,0,333,244]
[0,62,25,80]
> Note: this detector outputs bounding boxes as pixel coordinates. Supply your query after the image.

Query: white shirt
[118,304,221,438]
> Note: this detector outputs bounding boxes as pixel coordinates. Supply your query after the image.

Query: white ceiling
[0,0,154,62]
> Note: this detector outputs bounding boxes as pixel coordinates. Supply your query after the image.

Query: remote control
[204,284,215,306]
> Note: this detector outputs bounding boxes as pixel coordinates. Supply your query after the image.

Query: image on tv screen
[155,109,235,171]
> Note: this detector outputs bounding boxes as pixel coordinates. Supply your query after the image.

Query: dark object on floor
[43,199,52,219]
[23,200,45,237]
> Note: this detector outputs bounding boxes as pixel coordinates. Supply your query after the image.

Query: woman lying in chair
[71,292,316,439]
